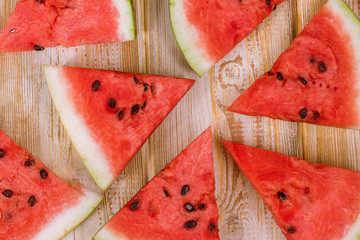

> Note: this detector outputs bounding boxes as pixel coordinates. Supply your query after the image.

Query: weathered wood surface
[0,0,359,239]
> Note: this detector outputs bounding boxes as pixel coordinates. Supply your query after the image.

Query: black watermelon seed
[143,83,149,91]
[299,77,307,84]
[208,223,216,231]
[318,62,327,72]
[198,203,205,210]
[287,226,296,233]
[2,190,12,198]
[40,169,48,179]
[10,29,15,34]
[184,220,197,228]
[37,0,44,3]
[34,45,45,51]
[5,213,12,220]
[184,203,195,212]
[28,196,36,207]
[273,4,277,10]
[118,110,124,120]
[25,159,35,166]
[92,80,100,91]
[181,185,190,196]
[299,108,307,119]
[0,149,5,158]
[131,104,140,115]
[277,192,286,200]
[108,99,116,109]
[310,58,316,64]
[163,189,169,197]
[313,111,320,119]
[134,77,139,84]
[266,0,271,5]
[141,102,146,109]
[277,72,284,80]
[129,201,139,210]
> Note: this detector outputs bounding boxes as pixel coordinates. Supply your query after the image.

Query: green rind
[44,65,114,190]
[114,0,136,41]
[33,189,103,240]
[342,212,360,239]
[326,0,360,129]
[328,0,360,27]
[169,0,214,76]
[56,194,103,240]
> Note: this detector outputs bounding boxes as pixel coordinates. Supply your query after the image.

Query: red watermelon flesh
[0,130,103,240]
[170,0,286,76]
[0,0,135,52]
[229,0,360,129]
[222,140,360,240]
[93,127,219,240]
[45,66,195,190]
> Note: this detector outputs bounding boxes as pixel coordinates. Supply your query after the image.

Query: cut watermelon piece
[0,0,135,52]
[169,0,286,76]
[0,129,103,240]
[45,66,195,190]
[229,0,360,129]
[222,140,360,240]
[93,127,219,240]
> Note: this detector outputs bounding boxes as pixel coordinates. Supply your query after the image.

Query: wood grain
[0,0,359,239]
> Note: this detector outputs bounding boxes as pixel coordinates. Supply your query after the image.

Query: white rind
[342,212,360,240]
[33,189,103,240]
[113,0,136,41]
[45,66,114,190]
[169,0,214,76]
[93,226,128,240]
[326,0,360,129]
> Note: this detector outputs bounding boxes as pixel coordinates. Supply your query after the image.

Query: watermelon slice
[93,127,219,240]
[0,0,135,52]
[0,129,103,240]
[228,0,360,129]
[169,0,286,76]
[222,140,360,240]
[45,66,195,190]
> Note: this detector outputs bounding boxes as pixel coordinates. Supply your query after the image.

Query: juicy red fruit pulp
[229,2,360,128]
[184,0,286,61]
[0,0,122,52]
[96,128,219,240]
[0,130,83,239]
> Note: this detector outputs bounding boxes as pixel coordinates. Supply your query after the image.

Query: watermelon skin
[228,0,360,129]
[0,130,103,240]
[0,0,135,52]
[170,0,286,76]
[222,140,360,240]
[93,127,219,240]
[45,66,195,190]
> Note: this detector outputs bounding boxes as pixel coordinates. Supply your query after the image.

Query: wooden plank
[210,1,295,239]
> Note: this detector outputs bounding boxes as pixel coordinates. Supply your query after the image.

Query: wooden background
[1,0,359,239]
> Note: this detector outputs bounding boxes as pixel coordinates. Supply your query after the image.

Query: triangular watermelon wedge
[45,66,195,190]
[0,0,135,52]
[93,127,219,240]
[228,0,360,129]
[170,0,287,76]
[222,140,360,240]
[0,129,103,239]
